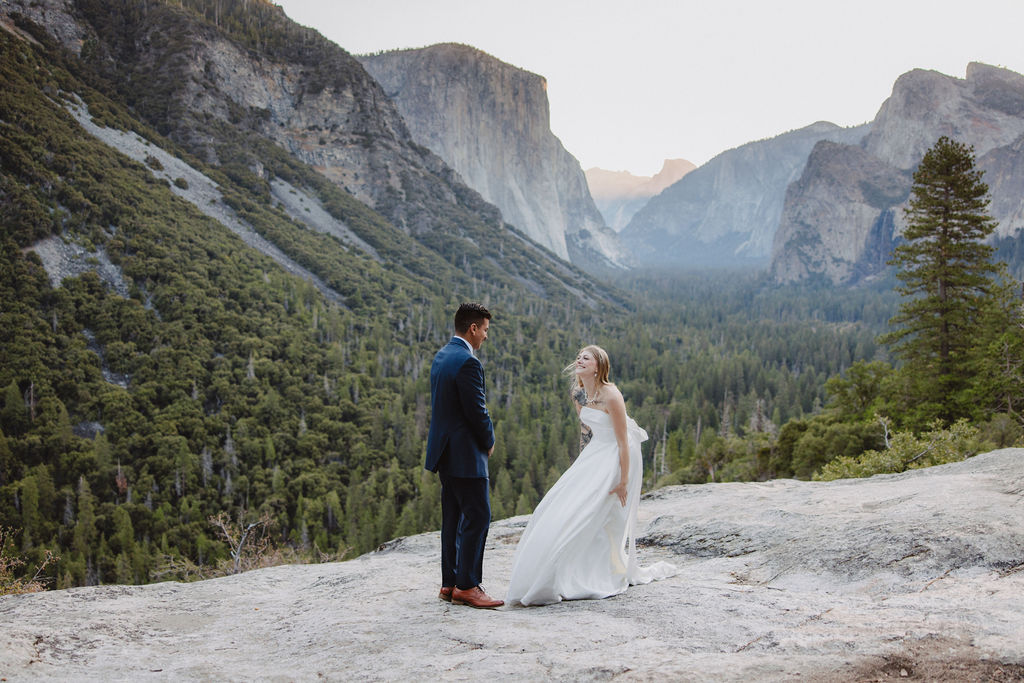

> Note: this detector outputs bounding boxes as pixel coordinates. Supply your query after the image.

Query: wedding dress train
[506,406,676,606]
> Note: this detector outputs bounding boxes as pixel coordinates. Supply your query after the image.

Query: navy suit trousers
[439,474,491,590]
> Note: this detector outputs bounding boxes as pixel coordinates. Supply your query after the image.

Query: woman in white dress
[506,345,676,606]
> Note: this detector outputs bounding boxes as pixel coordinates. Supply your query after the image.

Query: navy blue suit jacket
[425,338,495,478]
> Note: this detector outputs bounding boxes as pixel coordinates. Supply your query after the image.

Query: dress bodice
[579,405,648,444]
[579,405,611,429]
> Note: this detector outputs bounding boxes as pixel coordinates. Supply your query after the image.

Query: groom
[426,303,503,609]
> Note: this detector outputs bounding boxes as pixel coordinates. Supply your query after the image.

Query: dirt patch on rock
[840,636,1024,681]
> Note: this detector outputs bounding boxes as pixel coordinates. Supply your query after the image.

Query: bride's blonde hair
[564,345,611,389]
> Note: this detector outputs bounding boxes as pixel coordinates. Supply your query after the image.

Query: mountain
[772,63,1024,285]
[585,159,696,231]
[358,43,629,271]
[3,447,1023,680]
[8,0,612,298]
[620,122,869,268]
[0,0,627,589]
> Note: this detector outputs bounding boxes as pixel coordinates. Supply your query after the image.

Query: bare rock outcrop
[772,63,1024,285]
[770,141,910,284]
[359,44,629,271]
[3,449,1023,681]
[863,64,1024,171]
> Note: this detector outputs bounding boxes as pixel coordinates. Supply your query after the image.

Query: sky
[274,0,1024,177]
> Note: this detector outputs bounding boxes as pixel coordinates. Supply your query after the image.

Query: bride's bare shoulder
[603,383,624,403]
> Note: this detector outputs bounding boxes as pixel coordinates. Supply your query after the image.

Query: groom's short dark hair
[454,302,491,333]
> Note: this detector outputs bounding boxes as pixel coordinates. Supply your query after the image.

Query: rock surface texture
[621,122,868,268]
[772,63,1024,285]
[360,44,628,271]
[3,449,1023,681]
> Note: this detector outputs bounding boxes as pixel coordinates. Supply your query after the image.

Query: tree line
[2,6,1022,592]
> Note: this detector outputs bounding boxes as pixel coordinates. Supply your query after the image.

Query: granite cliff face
[4,0,607,298]
[621,122,869,268]
[771,142,910,284]
[772,63,1024,285]
[585,159,696,231]
[36,0,453,229]
[359,44,628,270]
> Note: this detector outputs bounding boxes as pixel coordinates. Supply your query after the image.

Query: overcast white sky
[275,0,1024,176]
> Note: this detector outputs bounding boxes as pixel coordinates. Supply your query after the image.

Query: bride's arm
[606,387,629,506]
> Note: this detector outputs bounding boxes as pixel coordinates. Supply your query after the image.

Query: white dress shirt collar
[452,335,474,354]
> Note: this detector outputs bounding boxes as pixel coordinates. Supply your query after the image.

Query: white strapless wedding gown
[506,406,677,606]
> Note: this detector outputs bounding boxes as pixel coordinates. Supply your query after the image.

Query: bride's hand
[610,481,627,507]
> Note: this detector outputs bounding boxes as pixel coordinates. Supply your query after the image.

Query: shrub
[814,419,992,481]
[0,527,59,595]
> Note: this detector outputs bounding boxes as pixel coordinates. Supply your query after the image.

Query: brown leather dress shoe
[439,586,453,602]
[451,586,504,609]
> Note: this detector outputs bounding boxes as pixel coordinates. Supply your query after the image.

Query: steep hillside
[359,44,628,272]
[8,0,608,298]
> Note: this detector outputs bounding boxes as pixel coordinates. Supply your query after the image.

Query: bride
[506,345,676,606]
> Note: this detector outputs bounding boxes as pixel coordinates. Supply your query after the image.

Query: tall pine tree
[883,136,999,425]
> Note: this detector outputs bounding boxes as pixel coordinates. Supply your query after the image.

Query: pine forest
[1,1,1023,592]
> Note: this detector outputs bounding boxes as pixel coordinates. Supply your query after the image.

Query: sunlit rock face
[360,43,629,271]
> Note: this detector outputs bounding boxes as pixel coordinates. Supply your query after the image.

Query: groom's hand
[488,445,494,457]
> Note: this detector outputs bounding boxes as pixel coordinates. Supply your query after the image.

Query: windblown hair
[453,302,491,333]
[564,345,612,389]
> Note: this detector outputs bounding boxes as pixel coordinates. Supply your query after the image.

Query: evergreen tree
[882,136,1000,425]
[969,269,1024,421]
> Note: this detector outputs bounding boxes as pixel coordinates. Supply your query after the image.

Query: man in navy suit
[426,303,502,609]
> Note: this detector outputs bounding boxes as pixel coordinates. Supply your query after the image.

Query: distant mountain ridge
[620,122,869,267]
[585,159,696,231]
[773,63,1024,284]
[359,43,629,271]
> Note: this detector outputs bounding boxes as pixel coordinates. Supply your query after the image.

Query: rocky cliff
[621,122,869,268]
[772,63,1024,285]
[359,44,629,271]
[2,448,1023,680]
[2,0,608,301]
[585,159,696,231]
[771,142,911,284]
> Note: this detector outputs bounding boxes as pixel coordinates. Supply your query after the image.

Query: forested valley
[2,1,1023,593]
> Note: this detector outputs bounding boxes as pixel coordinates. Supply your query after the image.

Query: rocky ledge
[2,449,1023,681]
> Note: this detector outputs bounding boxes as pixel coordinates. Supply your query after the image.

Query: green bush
[814,419,992,481]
